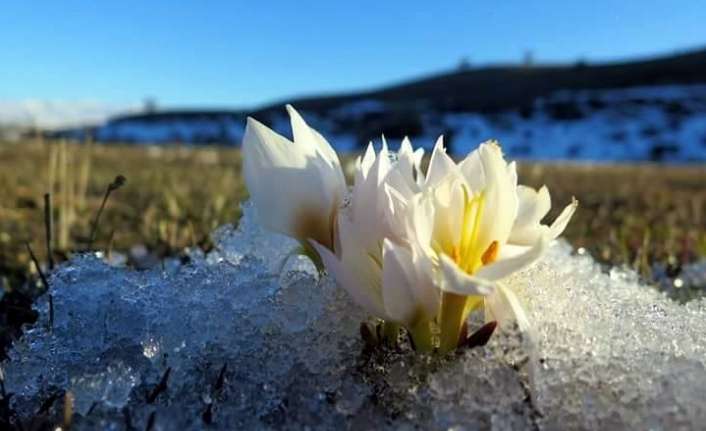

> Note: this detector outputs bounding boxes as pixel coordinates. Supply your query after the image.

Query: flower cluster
[243,106,577,353]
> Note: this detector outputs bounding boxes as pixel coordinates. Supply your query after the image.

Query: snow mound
[3,203,706,430]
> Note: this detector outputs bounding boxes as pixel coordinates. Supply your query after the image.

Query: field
[1,139,705,356]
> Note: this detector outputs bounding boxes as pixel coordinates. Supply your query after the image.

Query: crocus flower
[311,140,437,344]
[243,107,577,354]
[404,140,577,352]
[242,105,346,255]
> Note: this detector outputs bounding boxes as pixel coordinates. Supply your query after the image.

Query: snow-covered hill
[55,84,706,162]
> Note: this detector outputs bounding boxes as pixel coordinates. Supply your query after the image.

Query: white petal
[475,230,549,281]
[508,185,552,245]
[395,137,421,193]
[312,239,387,319]
[382,240,421,324]
[425,136,457,188]
[506,161,518,188]
[497,243,532,260]
[243,117,306,168]
[411,246,441,318]
[475,141,518,251]
[429,178,465,253]
[358,142,376,181]
[242,116,342,246]
[413,147,426,187]
[286,105,346,192]
[383,240,439,320]
[439,253,496,296]
[485,284,531,332]
[549,197,578,239]
[243,118,309,234]
[399,136,413,156]
[382,183,411,242]
[408,193,436,251]
[375,141,391,185]
[517,185,550,226]
[286,104,337,164]
[458,147,484,193]
[350,143,395,251]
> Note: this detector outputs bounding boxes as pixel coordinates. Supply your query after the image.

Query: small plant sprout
[244,107,577,354]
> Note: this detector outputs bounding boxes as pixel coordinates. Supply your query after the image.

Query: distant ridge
[251,47,706,116]
[99,47,706,125]
[47,48,706,162]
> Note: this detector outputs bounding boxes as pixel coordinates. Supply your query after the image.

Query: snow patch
[3,202,706,429]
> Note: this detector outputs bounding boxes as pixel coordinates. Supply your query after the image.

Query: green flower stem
[409,319,435,353]
[438,292,467,354]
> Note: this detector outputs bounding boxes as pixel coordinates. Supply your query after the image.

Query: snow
[49,85,706,162]
[438,85,706,162]
[95,117,244,144]
[3,201,706,430]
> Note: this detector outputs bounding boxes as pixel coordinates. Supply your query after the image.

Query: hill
[51,48,706,161]
[255,48,706,115]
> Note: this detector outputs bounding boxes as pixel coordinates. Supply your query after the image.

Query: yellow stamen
[451,246,461,263]
[458,186,474,263]
[460,192,485,273]
[481,240,499,265]
[438,190,489,353]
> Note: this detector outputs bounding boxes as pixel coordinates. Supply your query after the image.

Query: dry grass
[1,139,245,287]
[2,139,705,288]
[0,141,706,285]
[1,138,705,359]
[518,162,706,276]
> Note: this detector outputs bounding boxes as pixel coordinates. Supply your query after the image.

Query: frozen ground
[3,203,706,430]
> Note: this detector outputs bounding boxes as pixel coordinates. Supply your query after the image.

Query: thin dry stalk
[44,193,54,270]
[88,175,126,249]
[47,143,59,196]
[58,141,69,249]
[77,136,93,210]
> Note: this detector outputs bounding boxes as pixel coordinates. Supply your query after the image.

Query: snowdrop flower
[242,105,346,259]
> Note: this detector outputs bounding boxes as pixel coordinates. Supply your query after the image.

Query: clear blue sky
[1,0,704,109]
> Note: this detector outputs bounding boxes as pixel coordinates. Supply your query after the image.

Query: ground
[1,139,705,356]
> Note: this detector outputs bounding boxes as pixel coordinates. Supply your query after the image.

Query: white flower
[242,107,577,353]
[311,139,436,342]
[242,105,346,250]
[402,140,576,352]
[349,137,424,253]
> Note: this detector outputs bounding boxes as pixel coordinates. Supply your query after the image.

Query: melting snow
[3,203,706,430]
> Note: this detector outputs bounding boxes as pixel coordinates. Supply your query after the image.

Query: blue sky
[1,0,705,109]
